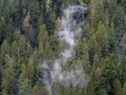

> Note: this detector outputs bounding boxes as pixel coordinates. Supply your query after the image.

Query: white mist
[42,5,89,95]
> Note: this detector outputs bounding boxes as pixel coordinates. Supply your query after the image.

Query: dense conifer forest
[0,0,126,95]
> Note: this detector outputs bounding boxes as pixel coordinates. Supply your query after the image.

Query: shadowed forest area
[0,0,126,95]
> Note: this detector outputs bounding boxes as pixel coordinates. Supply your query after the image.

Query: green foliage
[58,85,86,95]
[123,82,126,95]
[32,85,49,95]
[38,24,60,59]
[0,0,125,95]
[1,56,17,95]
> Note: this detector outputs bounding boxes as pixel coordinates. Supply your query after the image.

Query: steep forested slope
[0,0,126,95]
